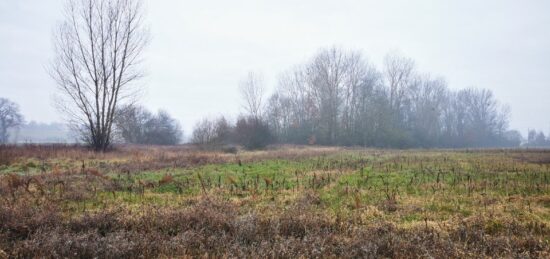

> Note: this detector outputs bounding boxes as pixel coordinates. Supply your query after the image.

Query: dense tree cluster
[115,104,182,145]
[191,71,275,150]
[191,115,273,150]
[234,116,274,149]
[527,130,550,147]
[191,117,232,147]
[262,47,518,148]
[193,47,522,149]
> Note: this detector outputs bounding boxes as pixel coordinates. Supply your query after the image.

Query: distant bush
[234,116,274,150]
[221,145,239,154]
[191,117,231,147]
[115,105,182,145]
[191,116,273,150]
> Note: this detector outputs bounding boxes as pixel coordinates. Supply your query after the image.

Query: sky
[1,0,549,139]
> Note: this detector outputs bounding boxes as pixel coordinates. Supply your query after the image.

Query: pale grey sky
[1,0,549,137]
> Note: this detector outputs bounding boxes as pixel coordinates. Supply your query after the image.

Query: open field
[1,145,549,258]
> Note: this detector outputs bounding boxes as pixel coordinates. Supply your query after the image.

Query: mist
[1,0,550,146]
[2,1,550,257]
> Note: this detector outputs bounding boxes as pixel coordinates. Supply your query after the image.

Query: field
[0,145,549,258]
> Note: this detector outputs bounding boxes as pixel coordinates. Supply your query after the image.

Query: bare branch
[50,0,148,151]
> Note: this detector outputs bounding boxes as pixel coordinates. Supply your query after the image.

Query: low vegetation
[0,145,549,258]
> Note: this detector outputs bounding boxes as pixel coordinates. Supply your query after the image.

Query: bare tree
[191,118,216,145]
[303,47,369,144]
[462,88,509,145]
[408,76,448,146]
[239,72,265,119]
[191,116,232,147]
[50,0,148,151]
[213,116,232,144]
[0,98,24,144]
[114,103,151,143]
[383,52,415,113]
[143,110,182,145]
[234,115,274,150]
[115,104,182,145]
[273,67,317,143]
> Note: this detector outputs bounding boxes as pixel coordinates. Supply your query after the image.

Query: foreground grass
[1,146,549,258]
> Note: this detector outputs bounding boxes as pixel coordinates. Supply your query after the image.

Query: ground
[0,145,549,258]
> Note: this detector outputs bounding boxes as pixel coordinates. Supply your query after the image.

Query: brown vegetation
[1,196,548,258]
[0,145,549,258]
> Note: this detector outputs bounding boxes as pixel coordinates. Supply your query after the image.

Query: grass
[1,145,549,258]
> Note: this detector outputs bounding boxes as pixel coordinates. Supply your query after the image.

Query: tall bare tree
[383,52,415,113]
[239,71,265,119]
[0,98,24,144]
[50,0,148,151]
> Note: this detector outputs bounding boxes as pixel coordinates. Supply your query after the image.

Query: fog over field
[1,0,550,141]
[2,2,550,257]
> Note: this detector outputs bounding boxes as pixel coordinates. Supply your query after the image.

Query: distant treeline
[9,122,72,144]
[527,130,550,147]
[3,44,548,149]
[192,47,529,149]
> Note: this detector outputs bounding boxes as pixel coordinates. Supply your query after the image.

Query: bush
[191,117,231,147]
[234,116,274,150]
[115,105,182,145]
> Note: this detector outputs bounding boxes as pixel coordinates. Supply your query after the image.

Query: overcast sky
[1,0,549,138]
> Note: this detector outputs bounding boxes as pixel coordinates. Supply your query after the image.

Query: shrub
[234,116,274,150]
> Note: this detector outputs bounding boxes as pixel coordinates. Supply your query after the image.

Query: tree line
[192,48,525,149]
[527,130,550,147]
[265,48,519,148]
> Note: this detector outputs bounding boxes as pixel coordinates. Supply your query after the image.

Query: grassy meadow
[0,145,549,258]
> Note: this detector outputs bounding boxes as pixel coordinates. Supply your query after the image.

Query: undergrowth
[0,146,549,258]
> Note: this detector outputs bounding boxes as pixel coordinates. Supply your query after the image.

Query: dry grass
[0,144,342,174]
[1,196,548,258]
[0,145,549,258]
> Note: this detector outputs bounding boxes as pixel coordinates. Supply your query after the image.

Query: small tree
[114,105,182,145]
[213,117,232,144]
[114,104,152,144]
[502,130,522,147]
[234,116,274,150]
[534,131,548,147]
[239,72,265,119]
[191,116,232,147]
[528,129,537,146]
[191,118,216,145]
[0,98,24,144]
[143,110,182,145]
